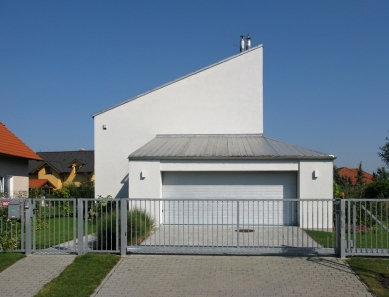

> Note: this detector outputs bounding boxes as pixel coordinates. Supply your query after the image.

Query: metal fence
[1,198,389,257]
[127,198,336,255]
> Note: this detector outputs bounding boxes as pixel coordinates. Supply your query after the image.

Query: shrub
[365,180,389,198]
[0,207,21,251]
[96,209,154,250]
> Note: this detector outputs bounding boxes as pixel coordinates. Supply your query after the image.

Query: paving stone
[92,255,373,297]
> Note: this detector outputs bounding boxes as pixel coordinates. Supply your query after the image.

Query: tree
[373,167,389,181]
[356,162,364,186]
[378,131,389,168]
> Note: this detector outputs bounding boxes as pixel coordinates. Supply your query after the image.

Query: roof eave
[128,156,336,161]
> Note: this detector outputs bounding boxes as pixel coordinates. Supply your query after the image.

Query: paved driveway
[141,226,320,248]
[92,255,373,297]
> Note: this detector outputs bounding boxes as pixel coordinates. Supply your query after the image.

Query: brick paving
[0,254,75,297]
[92,255,373,297]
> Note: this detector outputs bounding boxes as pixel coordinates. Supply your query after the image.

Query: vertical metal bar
[21,201,25,251]
[72,199,76,253]
[236,200,240,248]
[120,198,127,256]
[347,200,351,253]
[32,201,36,252]
[353,203,356,254]
[77,199,83,255]
[84,200,89,251]
[25,199,31,255]
[340,199,346,258]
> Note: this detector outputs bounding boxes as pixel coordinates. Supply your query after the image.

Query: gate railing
[126,198,337,255]
[341,199,389,257]
[1,198,389,257]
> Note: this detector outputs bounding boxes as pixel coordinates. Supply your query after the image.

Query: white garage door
[162,171,297,226]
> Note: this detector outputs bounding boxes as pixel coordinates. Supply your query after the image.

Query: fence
[1,198,389,257]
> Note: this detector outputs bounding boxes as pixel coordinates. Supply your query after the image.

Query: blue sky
[1,1,388,173]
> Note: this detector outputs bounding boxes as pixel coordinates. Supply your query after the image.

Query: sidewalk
[92,255,373,297]
[0,254,75,297]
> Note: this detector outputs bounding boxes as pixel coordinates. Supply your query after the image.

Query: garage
[162,171,297,226]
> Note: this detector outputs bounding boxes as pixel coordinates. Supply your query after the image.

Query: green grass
[34,253,119,297]
[305,227,389,249]
[0,253,25,272]
[304,229,337,248]
[347,258,389,297]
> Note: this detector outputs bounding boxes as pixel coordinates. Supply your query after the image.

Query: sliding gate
[127,198,338,255]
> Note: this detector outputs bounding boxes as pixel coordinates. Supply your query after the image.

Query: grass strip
[347,257,389,297]
[0,253,25,272]
[35,253,119,297]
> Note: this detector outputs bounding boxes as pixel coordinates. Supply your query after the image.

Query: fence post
[25,199,31,255]
[236,200,240,248]
[77,200,84,255]
[339,199,346,259]
[120,198,128,256]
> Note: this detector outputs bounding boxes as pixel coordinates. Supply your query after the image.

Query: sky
[1,1,388,173]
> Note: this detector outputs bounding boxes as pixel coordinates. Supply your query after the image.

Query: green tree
[378,131,389,168]
[356,162,364,186]
[373,167,389,181]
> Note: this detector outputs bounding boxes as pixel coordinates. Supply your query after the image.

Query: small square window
[45,167,52,174]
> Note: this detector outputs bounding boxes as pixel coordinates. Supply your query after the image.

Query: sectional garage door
[162,171,297,226]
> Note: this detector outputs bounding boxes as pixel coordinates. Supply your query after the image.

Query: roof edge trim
[128,156,337,161]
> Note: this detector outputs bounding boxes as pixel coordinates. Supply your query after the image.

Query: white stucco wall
[94,46,264,197]
[0,155,29,197]
[298,160,334,229]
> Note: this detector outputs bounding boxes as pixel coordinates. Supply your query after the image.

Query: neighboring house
[93,44,335,228]
[337,167,374,185]
[0,122,42,198]
[29,178,56,195]
[29,150,94,190]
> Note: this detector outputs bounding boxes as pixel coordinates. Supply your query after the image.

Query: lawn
[305,226,389,250]
[347,258,389,297]
[35,253,119,297]
[0,253,25,272]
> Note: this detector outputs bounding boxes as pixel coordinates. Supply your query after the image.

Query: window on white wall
[0,176,12,197]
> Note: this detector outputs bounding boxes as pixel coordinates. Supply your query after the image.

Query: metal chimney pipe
[240,35,245,53]
[246,35,251,50]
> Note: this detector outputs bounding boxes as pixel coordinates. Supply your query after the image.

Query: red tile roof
[0,122,42,161]
[29,179,56,189]
[337,167,374,185]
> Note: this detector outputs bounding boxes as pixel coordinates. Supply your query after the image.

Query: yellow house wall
[31,165,95,189]
[36,167,63,189]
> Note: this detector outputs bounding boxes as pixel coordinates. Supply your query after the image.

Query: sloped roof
[29,179,56,189]
[129,134,335,160]
[0,122,42,161]
[337,167,374,185]
[29,151,94,174]
[92,45,264,118]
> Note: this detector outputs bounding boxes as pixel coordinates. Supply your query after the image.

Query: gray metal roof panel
[129,135,335,160]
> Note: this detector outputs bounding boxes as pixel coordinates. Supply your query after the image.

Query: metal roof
[128,135,335,160]
[92,45,264,118]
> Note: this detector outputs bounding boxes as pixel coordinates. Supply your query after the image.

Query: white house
[93,44,335,228]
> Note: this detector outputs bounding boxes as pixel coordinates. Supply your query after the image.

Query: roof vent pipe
[240,35,245,53]
[246,35,251,50]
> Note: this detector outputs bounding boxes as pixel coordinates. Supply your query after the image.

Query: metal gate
[2,198,389,257]
[127,198,338,255]
[339,199,389,257]
[0,198,128,255]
